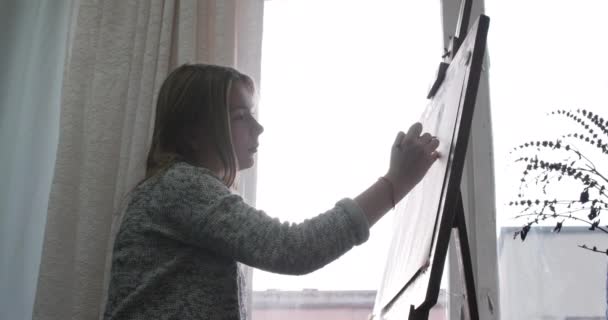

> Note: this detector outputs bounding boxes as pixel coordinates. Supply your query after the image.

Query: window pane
[487,1,608,319]
[254,0,444,319]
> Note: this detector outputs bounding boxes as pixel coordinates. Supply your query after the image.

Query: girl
[103,64,440,319]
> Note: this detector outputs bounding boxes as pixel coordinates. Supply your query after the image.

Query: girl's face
[228,81,264,170]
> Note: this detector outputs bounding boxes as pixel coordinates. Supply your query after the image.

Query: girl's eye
[232,110,253,121]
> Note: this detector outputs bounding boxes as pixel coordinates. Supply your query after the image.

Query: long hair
[145,63,254,187]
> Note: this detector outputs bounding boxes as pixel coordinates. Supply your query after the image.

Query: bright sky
[252,0,608,291]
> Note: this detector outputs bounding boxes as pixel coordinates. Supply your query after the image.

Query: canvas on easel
[372,7,490,320]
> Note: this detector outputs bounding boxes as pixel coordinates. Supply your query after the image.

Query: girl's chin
[238,157,255,171]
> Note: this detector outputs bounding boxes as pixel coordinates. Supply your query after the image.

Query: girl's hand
[385,122,440,198]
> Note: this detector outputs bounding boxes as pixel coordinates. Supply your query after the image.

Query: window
[253,1,445,319]
[487,0,608,319]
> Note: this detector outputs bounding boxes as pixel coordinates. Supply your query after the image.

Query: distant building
[252,289,447,320]
[499,226,607,319]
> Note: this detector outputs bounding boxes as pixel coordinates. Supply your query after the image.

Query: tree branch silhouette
[509,108,608,255]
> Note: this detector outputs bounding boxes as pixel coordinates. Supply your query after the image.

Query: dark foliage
[509,109,608,255]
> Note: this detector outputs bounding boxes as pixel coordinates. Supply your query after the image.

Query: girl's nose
[254,119,264,135]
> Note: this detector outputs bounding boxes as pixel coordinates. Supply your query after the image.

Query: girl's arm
[151,165,369,275]
[148,123,438,275]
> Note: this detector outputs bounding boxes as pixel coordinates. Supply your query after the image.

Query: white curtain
[0,1,73,320]
[30,1,264,320]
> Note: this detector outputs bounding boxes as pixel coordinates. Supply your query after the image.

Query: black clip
[427,61,449,99]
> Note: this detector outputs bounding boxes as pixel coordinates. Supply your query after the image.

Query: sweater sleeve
[150,163,370,275]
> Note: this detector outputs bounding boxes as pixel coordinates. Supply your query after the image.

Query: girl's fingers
[430,150,441,160]
[404,122,423,144]
[393,131,406,149]
[419,133,432,144]
[425,138,440,154]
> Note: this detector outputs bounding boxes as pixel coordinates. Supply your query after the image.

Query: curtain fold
[0,1,73,319]
[32,1,264,319]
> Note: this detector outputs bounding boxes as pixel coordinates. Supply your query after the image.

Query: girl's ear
[187,127,213,154]
[186,129,204,151]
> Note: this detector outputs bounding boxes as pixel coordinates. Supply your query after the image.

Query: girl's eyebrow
[230,105,250,112]
[230,105,257,113]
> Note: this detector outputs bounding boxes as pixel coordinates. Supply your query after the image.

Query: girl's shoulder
[125,162,231,213]
[165,161,225,187]
[159,161,231,198]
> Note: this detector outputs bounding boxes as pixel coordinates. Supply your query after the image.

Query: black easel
[425,0,480,318]
[405,191,479,320]
[375,1,488,318]
[433,0,479,318]
[453,191,480,320]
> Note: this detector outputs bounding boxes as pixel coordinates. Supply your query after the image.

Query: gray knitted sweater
[103,161,370,320]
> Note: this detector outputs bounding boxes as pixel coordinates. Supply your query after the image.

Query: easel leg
[407,305,429,320]
[453,191,480,320]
